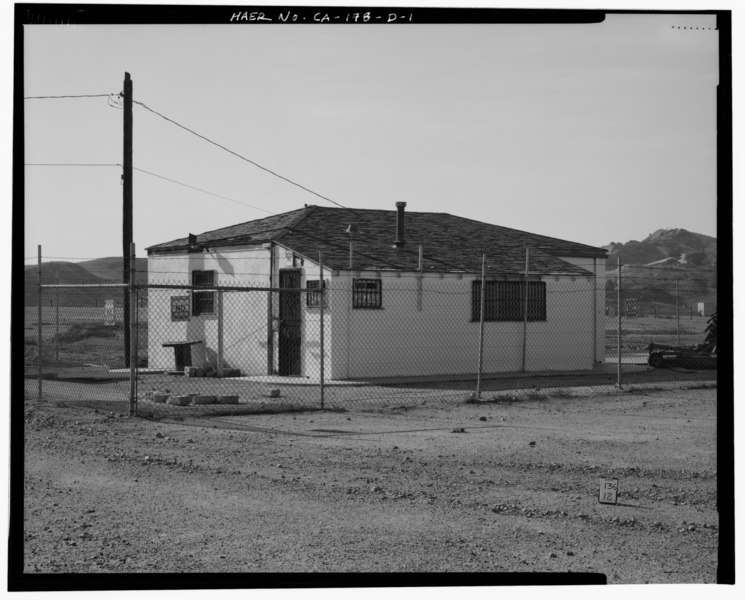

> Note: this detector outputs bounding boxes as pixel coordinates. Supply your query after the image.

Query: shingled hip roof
[146,205,606,275]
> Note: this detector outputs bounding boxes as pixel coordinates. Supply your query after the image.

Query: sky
[22,9,721,263]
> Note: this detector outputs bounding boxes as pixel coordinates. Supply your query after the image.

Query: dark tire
[648,353,665,369]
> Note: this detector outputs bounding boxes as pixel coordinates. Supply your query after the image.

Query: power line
[25,162,277,216]
[132,99,346,209]
[24,92,346,209]
[132,167,274,215]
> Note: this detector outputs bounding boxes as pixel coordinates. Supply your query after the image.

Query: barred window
[306,279,328,308]
[192,270,215,316]
[353,279,382,309]
[472,280,546,322]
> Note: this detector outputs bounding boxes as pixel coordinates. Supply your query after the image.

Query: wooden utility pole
[617,255,622,388]
[37,245,43,402]
[129,243,137,416]
[675,279,680,345]
[123,72,133,367]
[521,247,530,372]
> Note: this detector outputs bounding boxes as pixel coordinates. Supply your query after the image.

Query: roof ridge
[444,213,605,252]
[277,205,319,237]
[198,206,308,240]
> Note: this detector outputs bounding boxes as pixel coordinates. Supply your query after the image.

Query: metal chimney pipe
[394,202,407,247]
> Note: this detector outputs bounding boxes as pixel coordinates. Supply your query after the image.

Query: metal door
[278,269,302,376]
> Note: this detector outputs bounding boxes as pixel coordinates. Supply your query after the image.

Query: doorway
[278,269,301,376]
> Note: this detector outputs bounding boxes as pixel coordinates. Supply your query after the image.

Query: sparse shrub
[548,389,575,399]
[684,383,717,391]
[487,394,520,404]
[52,323,118,344]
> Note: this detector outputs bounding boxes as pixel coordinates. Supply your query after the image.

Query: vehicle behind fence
[24,257,717,419]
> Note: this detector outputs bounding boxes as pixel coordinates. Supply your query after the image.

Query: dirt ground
[22,384,718,583]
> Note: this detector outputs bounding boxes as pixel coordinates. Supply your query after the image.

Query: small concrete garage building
[146,204,607,380]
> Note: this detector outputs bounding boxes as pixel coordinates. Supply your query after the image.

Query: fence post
[54,278,60,362]
[592,257,597,365]
[417,244,423,311]
[37,245,43,402]
[675,280,680,345]
[521,247,530,372]
[129,243,137,417]
[267,241,275,375]
[217,289,224,378]
[476,254,486,399]
[617,255,622,389]
[319,250,325,409]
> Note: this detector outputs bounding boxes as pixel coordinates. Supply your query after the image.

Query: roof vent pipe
[394,202,407,247]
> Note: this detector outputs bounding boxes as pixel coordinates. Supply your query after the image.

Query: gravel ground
[21,384,718,583]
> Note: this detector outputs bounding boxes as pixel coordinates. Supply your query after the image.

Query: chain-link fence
[24,252,717,418]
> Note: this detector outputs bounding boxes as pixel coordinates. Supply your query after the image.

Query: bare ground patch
[22,386,718,582]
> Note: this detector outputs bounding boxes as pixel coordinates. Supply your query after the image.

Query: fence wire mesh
[24,257,718,419]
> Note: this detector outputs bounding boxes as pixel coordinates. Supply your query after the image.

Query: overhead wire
[132,99,347,209]
[25,91,347,212]
[132,167,274,215]
[24,92,285,215]
[24,163,274,215]
[24,93,717,282]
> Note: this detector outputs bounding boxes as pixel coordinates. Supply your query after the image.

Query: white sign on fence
[104,299,116,326]
[599,478,619,505]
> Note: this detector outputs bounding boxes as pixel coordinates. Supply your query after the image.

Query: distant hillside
[76,257,148,283]
[24,258,148,307]
[604,229,717,310]
[604,228,717,269]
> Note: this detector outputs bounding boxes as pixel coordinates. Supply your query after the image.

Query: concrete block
[192,395,216,405]
[216,395,239,405]
[167,395,191,406]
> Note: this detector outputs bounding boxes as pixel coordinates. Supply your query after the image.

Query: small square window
[353,279,382,309]
[306,279,328,308]
[192,270,215,316]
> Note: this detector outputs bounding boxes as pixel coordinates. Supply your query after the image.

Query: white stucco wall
[147,245,333,378]
[556,255,607,364]
[147,246,605,379]
[297,266,333,380]
[147,246,272,375]
[327,269,602,379]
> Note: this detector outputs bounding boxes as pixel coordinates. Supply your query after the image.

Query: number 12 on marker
[599,479,619,504]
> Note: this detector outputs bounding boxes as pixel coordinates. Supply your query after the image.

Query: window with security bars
[306,279,328,308]
[192,270,215,316]
[353,278,382,308]
[472,280,546,321]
